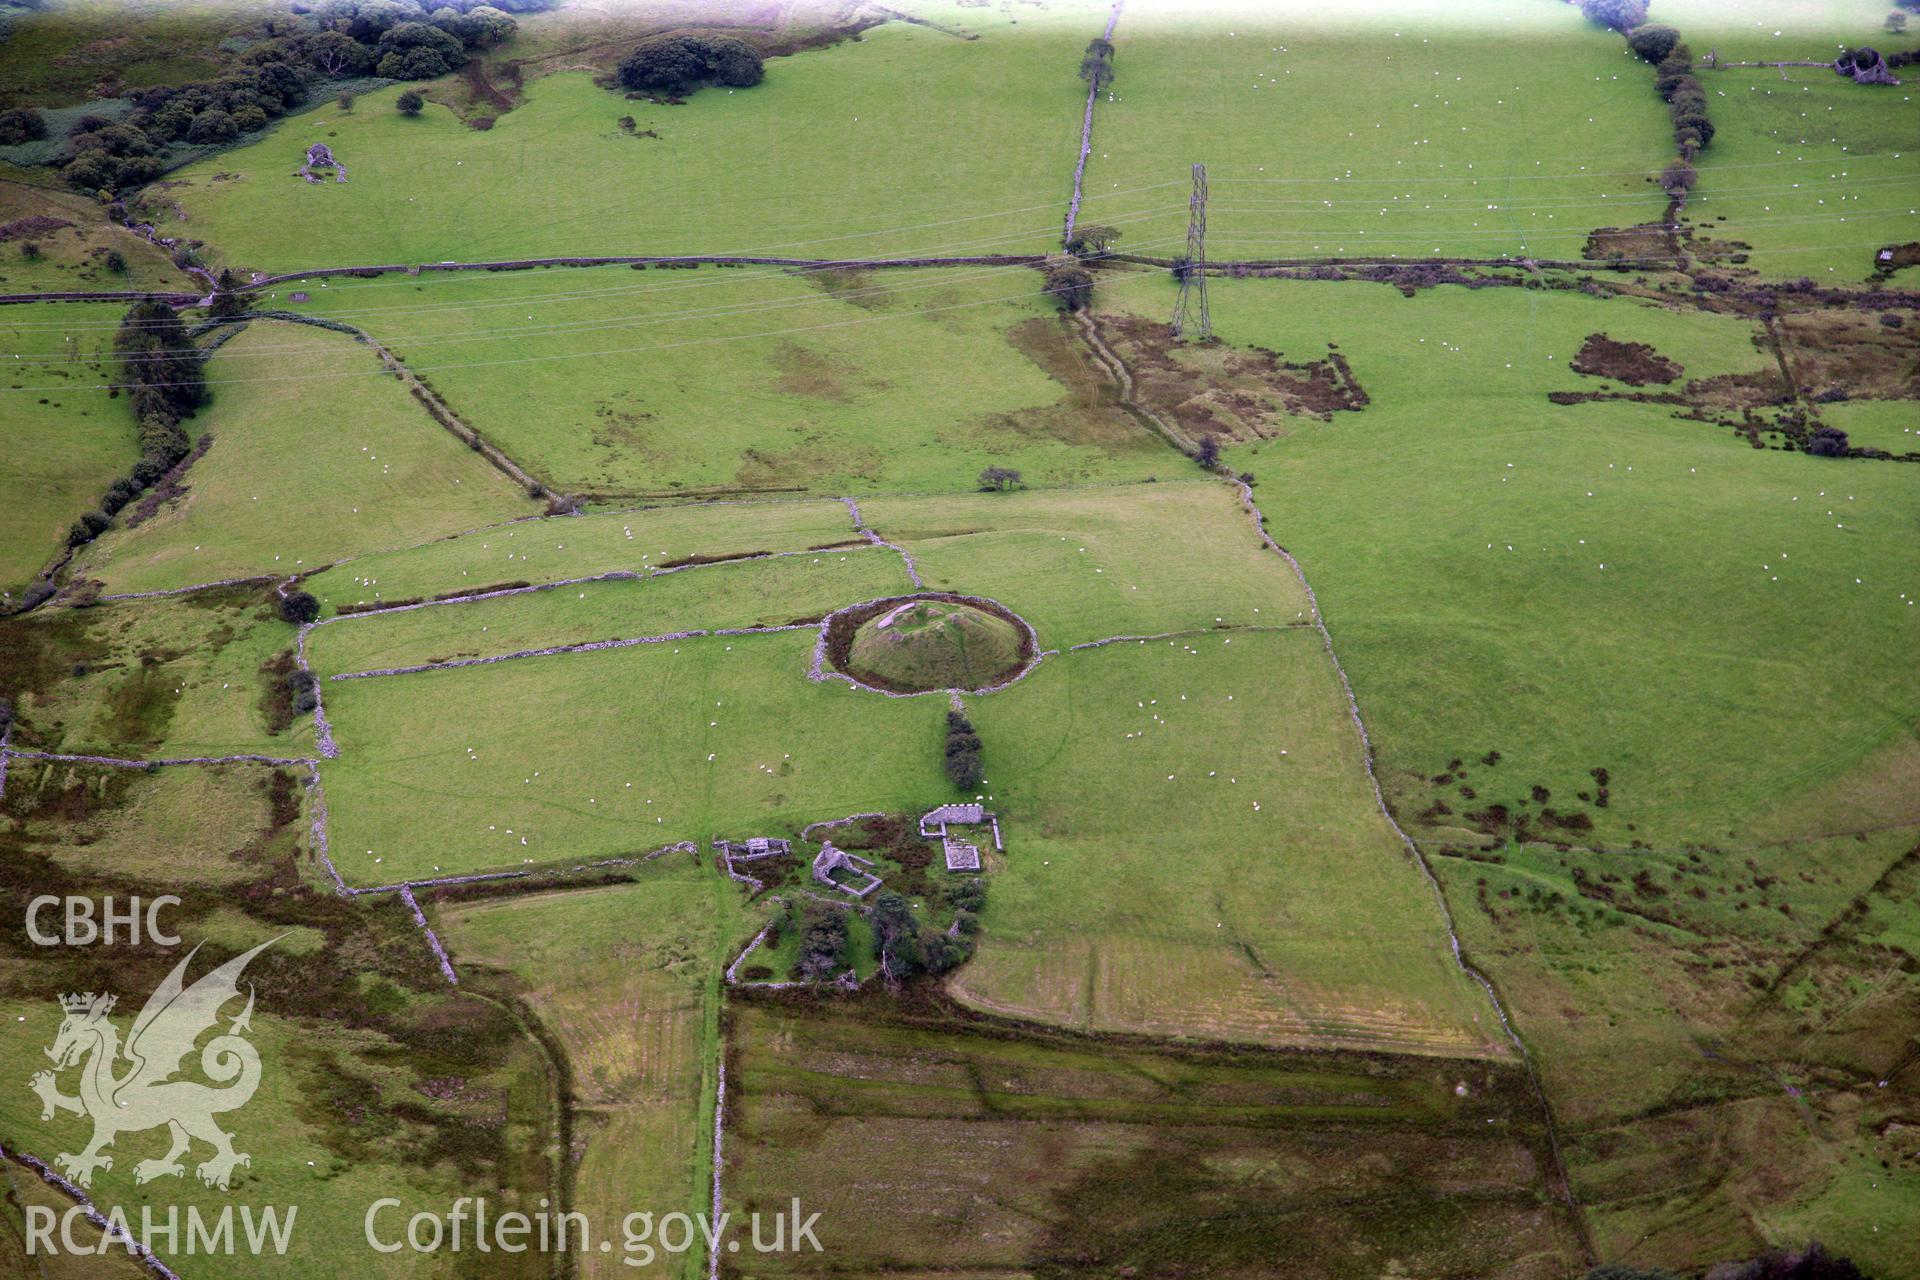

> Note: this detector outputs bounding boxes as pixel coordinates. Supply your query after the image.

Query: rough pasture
[725,1000,1585,1277]
[1211,277,1920,852]
[436,868,748,1279]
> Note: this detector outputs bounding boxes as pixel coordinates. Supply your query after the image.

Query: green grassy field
[0,302,136,600]
[1652,0,1893,62]
[299,496,862,614]
[1204,276,1919,852]
[437,865,750,1279]
[72,321,536,596]
[1686,68,1920,279]
[862,481,1312,648]
[276,264,1174,499]
[725,999,1583,1277]
[1820,398,1920,456]
[160,3,1111,274]
[308,546,905,677]
[956,628,1503,1057]
[320,628,947,884]
[312,480,1501,1052]
[1076,0,1673,263]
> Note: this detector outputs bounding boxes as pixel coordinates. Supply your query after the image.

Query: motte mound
[841,599,1027,693]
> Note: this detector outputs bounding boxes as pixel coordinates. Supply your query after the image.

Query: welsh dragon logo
[28,939,276,1191]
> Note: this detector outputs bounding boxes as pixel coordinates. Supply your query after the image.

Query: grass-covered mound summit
[834,595,1031,694]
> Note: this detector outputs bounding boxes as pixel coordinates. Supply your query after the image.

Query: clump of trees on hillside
[55,0,538,194]
[0,107,48,146]
[870,885,978,981]
[795,901,850,981]
[1579,0,1716,187]
[616,34,764,97]
[1066,223,1121,257]
[977,466,1022,492]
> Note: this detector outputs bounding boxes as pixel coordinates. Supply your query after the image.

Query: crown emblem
[59,992,115,1017]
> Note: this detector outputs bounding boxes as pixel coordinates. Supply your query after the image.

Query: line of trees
[61,301,208,559]
[944,709,983,790]
[1583,2,1714,201]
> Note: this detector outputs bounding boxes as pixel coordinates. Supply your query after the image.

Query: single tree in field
[978,466,1023,492]
[1579,0,1649,31]
[336,89,356,112]
[1066,224,1121,257]
[1195,436,1221,469]
[278,590,321,625]
[1806,426,1850,457]
[208,268,250,319]
[1079,36,1115,89]
[1042,258,1094,311]
[396,90,425,116]
[1627,23,1681,62]
[1658,159,1697,194]
[869,891,923,980]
